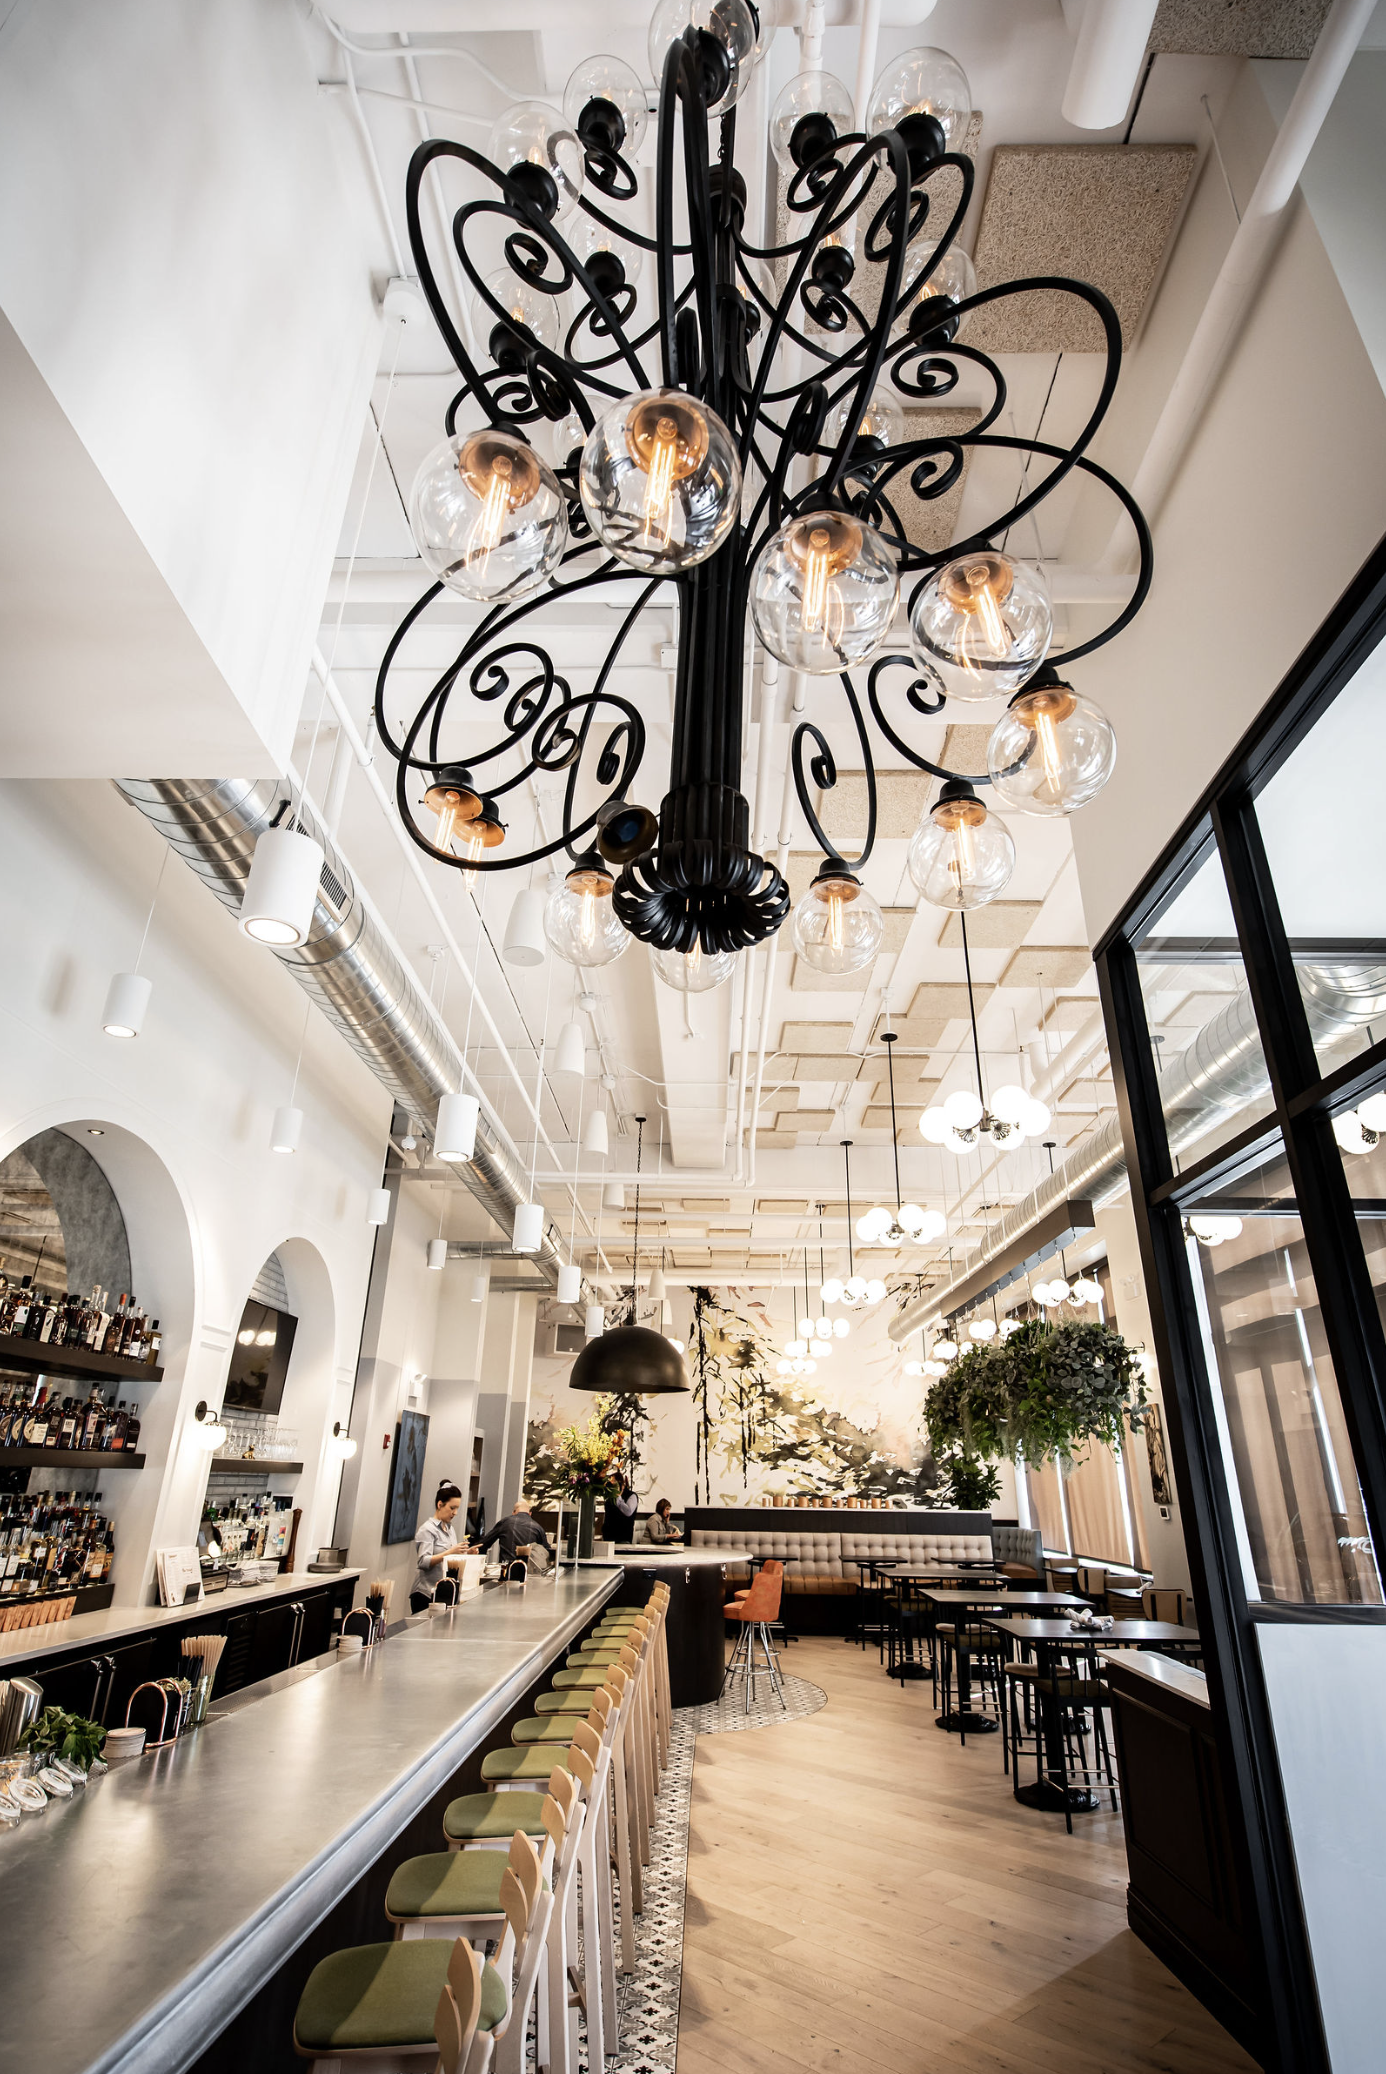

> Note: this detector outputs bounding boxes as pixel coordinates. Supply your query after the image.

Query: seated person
[476,1498,553,1567]
[645,1497,681,1545]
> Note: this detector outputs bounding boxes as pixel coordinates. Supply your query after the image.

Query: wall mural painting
[524,1285,946,1510]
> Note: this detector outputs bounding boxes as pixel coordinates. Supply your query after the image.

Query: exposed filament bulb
[641,415,679,549]
[460,827,486,887]
[1009,683,1079,805]
[940,552,1016,676]
[467,452,514,576]
[625,393,709,557]
[930,789,988,890]
[788,511,863,649]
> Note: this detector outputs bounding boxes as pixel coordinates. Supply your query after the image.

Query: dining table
[984,1616,1202,1812]
[918,1590,1084,1731]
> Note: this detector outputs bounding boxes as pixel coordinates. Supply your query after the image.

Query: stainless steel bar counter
[0,1568,619,2074]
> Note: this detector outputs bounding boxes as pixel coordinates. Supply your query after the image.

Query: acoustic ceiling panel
[780,1020,855,1052]
[937,902,1042,950]
[814,770,932,840]
[940,723,994,779]
[893,409,982,557]
[1152,0,1333,56]
[968,145,1196,352]
[1000,945,1093,990]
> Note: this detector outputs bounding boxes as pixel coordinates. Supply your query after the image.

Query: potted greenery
[924,1317,1147,1468]
[20,1705,107,1772]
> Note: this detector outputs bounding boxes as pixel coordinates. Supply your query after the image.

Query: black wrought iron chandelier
[374,1,1153,995]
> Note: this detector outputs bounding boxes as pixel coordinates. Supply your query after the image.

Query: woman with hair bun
[411,1480,464,1613]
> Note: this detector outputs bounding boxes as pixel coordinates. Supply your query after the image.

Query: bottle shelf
[206,1459,304,1476]
[0,1332,162,1384]
[0,1447,146,1470]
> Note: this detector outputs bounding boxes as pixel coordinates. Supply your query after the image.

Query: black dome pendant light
[569,1115,689,1395]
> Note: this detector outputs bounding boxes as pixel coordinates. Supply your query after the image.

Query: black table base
[1014,1778,1100,1813]
[937,1710,998,1734]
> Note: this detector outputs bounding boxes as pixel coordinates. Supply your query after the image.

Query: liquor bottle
[57,1398,80,1450]
[22,1388,50,1447]
[81,1387,105,1450]
[125,1402,141,1451]
[146,1321,162,1365]
[105,1402,129,1451]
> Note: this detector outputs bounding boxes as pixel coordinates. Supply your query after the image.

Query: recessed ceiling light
[87,1126,105,1136]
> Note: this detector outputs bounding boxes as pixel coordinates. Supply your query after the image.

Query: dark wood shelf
[206,1458,304,1475]
[0,1331,162,1385]
[0,1446,145,1469]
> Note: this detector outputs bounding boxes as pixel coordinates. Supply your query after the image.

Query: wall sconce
[192,1401,228,1452]
[331,1421,358,1459]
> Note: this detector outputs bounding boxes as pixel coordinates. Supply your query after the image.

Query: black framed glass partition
[1095,535,1386,2074]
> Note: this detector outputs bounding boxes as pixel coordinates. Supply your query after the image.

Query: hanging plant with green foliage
[924,1317,1147,1468]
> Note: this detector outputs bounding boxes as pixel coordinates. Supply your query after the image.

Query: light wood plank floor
[677,1636,1260,2074]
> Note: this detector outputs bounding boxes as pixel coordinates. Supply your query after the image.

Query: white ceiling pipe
[1061,1,1159,132]
[1028,1012,1109,1110]
[1105,0,1376,561]
[854,0,883,131]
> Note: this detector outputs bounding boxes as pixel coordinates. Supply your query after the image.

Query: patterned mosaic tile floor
[590,1674,827,2074]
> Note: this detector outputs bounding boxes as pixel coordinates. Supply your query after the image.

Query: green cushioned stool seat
[481,1745,574,1784]
[550,1668,612,1689]
[442,1791,549,1843]
[512,1714,583,1745]
[534,1690,598,1713]
[386,1851,548,1923]
[294,1939,505,2053]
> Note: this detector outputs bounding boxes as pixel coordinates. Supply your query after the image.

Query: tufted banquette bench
[688,1529,996,1593]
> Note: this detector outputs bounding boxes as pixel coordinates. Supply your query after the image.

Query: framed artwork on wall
[384,1408,430,1544]
[1143,1402,1173,1507]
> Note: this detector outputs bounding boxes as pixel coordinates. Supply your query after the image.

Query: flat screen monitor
[223,1299,298,1416]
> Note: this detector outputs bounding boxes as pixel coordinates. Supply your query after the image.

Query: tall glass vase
[577,1490,596,1559]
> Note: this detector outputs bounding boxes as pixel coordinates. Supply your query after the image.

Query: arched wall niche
[0,1128,132,1297]
[243,1235,341,1558]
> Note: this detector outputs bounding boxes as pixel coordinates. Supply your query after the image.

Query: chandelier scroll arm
[865,654,994,789]
[790,677,879,877]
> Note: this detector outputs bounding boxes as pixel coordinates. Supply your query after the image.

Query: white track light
[434,1092,479,1163]
[366,1188,391,1226]
[470,1264,491,1303]
[502,886,547,966]
[239,826,323,948]
[583,1110,610,1157]
[427,1238,448,1270]
[102,971,152,1039]
[270,1105,303,1154]
[647,1263,667,1302]
[585,1303,605,1339]
[603,1181,625,1212]
[512,1202,544,1253]
[554,1021,586,1077]
[557,1262,582,1304]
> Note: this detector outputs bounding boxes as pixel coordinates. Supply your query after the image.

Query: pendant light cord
[960,910,985,1105]
[630,1116,645,1317]
[134,847,170,973]
[883,1029,903,1211]
[841,1140,855,1277]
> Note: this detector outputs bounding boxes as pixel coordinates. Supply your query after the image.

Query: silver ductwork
[113,778,561,1283]
[892,959,1386,1338]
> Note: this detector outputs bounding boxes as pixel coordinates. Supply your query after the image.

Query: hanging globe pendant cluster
[373,0,1152,995]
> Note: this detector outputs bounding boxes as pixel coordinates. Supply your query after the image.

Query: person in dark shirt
[477,1500,553,1567]
[605,1479,638,1544]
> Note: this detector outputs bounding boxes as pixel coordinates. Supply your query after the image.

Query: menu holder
[155,1547,203,1609]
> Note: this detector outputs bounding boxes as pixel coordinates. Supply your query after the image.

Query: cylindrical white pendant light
[470,1263,491,1303]
[647,1263,666,1303]
[426,1237,448,1270]
[366,1188,391,1226]
[584,1303,605,1339]
[557,1262,582,1304]
[434,1091,479,1163]
[502,886,547,967]
[512,1202,544,1254]
[554,1021,586,1078]
[602,1181,625,1212]
[270,1104,303,1153]
[101,971,152,1039]
[239,825,323,947]
[582,1110,609,1158]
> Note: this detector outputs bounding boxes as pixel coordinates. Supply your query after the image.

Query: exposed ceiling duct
[891,960,1386,1336]
[113,777,561,1283]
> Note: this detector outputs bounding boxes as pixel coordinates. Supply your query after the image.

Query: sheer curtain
[1026,1458,1068,1554]
[1065,1445,1134,1568]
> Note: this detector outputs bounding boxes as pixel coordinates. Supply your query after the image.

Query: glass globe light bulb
[750,511,899,675]
[944,1126,975,1156]
[845,1274,868,1302]
[409,432,567,604]
[803,1358,818,1374]
[797,1316,813,1339]
[856,1206,891,1243]
[543,861,629,966]
[909,551,1052,704]
[933,1337,958,1360]
[816,1338,833,1357]
[905,1359,924,1376]
[1334,1113,1377,1156]
[824,389,906,454]
[943,1089,983,1130]
[791,868,885,975]
[648,0,759,115]
[1189,1214,1244,1244]
[563,53,649,159]
[477,267,561,359]
[1021,1097,1052,1135]
[999,1318,1022,1339]
[777,1358,793,1375]
[990,1084,1029,1125]
[650,941,736,992]
[919,1209,948,1242]
[896,1203,926,1234]
[902,236,977,331]
[987,674,1117,817]
[865,1278,887,1303]
[1357,1092,1386,1133]
[969,1318,997,1340]
[487,101,583,220]
[580,387,741,574]
[866,46,973,158]
[820,1277,844,1304]
[575,214,644,298]
[833,1317,850,1338]
[907,782,1016,910]
[919,1107,951,1144]
[770,68,855,174]
[813,1318,831,1338]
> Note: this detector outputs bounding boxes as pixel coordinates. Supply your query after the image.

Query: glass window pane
[1134,844,1274,1171]
[1256,645,1386,1075]
[1184,1146,1382,1606]
[1334,1090,1386,1348]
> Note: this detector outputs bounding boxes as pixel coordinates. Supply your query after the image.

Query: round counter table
[580,1550,729,1704]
